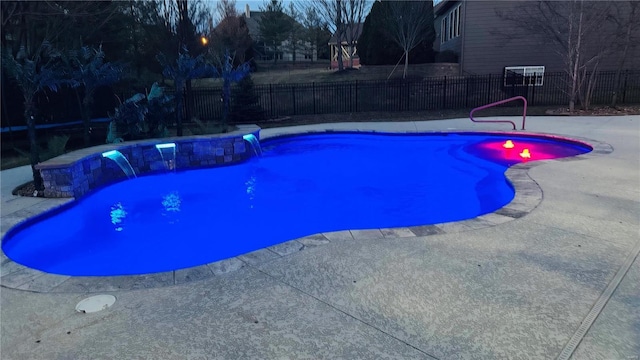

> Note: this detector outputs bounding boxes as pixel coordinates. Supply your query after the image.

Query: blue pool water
[2,133,591,276]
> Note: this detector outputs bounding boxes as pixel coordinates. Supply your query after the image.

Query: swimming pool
[2,132,591,276]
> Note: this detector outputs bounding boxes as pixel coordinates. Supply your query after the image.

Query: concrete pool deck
[1,116,638,359]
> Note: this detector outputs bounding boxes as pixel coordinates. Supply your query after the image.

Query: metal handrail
[469,96,528,130]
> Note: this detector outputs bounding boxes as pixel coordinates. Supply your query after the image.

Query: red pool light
[474,139,577,164]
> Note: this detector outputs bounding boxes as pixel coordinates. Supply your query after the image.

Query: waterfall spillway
[155,143,177,171]
[243,134,262,157]
[102,150,137,178]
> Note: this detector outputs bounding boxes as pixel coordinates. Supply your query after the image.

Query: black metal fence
[183,70,640,123]
[2,70,639,129]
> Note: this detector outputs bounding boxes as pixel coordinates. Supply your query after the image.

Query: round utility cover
[75,295,116,313]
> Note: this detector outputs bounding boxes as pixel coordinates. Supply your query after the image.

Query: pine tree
[230,75,266,123]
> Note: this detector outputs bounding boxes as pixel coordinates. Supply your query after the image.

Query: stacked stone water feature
[37,125,261,198]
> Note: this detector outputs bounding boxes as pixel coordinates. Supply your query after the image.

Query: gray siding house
[434,0,640,76]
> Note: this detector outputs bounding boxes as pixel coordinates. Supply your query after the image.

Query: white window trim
[441,4,462,44]
[504,66,545,86]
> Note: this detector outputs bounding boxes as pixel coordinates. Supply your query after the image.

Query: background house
[242,5,317,63]
[434,0,640,78]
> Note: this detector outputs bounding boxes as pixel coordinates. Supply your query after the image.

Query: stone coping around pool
[0,131,613,293]
[35,124,261,199]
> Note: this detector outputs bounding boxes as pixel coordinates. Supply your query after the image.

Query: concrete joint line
[254,267,440,360]
[556,239,640,360]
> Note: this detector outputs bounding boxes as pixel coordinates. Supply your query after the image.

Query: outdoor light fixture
[520,148,531,159]
[201,36,208,46]
[503,140,515,149]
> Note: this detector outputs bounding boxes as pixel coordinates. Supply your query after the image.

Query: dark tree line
[358,0,435,71]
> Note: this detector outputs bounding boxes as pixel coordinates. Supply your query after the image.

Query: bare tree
[1,1,118,191]
[608,1,640,107]
[382,1,434,79]
[299,6,329,62]
[216,0,237,23]
[498,0,617,112]
[285,2,302,63]
[209,15,252,64]
[306,0,368,70]
[341,0,367,68]
[1,1,118,55]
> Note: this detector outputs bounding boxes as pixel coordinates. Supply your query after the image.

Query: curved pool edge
[0,130,613,293]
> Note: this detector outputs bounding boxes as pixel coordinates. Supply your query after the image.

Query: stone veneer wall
[36,125,260,199]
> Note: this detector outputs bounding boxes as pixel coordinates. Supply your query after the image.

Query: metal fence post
[530,80,536,106]
[405,81,410,111]
[269,84,274,118]
[442,76,447,109]
[313,82,316,114]
[292,85,296,115]
[487,74,492,105]
[349,82,353,112]
[622,70,629,103]
[355,80,359,112]
[465,77,470,108]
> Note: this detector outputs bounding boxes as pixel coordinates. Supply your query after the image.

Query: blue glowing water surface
[2,133,590,276]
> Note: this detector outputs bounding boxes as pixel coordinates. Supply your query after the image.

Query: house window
[504,66,545,86]
[441,4,462,43]
[441,17,448,43]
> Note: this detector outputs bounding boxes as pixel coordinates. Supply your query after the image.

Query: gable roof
[328,23,364,45]
[242,11,264,39]
[241,7,302,41]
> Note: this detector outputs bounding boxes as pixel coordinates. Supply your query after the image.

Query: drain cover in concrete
[75,295,116,313]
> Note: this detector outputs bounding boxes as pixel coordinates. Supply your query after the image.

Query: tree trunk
[569,65,579,112]
[611,3,635,107]
[82,92,93,147]
[403,50,409,79]
[336,0,344,71]
[185,79,192,123]
[584,61,600,110]
[24,99,44,191]
[273,42,278,64]
[175,81,184,136]
[222,77,231,126]
[569,0,584,113]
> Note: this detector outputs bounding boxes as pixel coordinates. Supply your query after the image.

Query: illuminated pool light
[503,140,515,149]
[102,150,119,158]
[155,143,176,150]
[520,148,531,159]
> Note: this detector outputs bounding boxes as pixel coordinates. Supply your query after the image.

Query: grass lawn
[192,63,455,87]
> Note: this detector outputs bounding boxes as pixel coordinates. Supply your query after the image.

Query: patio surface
[1,116,638,359]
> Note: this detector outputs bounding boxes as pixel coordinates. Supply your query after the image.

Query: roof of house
[434,0,461,16]
[328,23,364,45]
[242,11,264,40]
[241,7,301,41]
